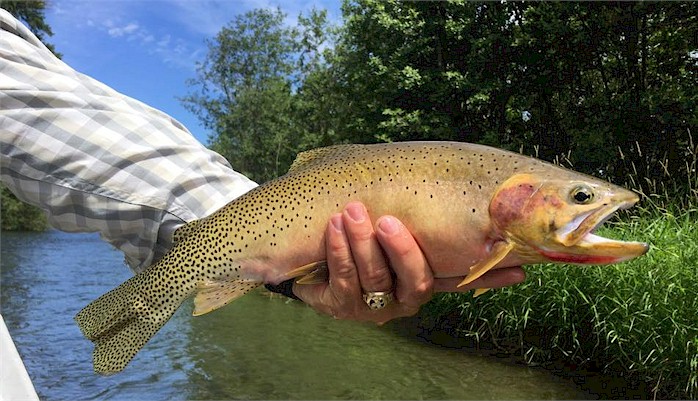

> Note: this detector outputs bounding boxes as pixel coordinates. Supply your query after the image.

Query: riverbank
[419,203,698,399]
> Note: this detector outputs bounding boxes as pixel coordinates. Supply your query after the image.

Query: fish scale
[75,141,648,374]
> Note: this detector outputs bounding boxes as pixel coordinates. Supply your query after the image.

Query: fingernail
[330,215,343,232]
[344,202,365,223]
[377,216,400,235]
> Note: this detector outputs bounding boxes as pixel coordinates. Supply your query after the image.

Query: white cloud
[168,0,277,36]
[167,0,342,36]
[107,22,140,38]
[157,35,171,48]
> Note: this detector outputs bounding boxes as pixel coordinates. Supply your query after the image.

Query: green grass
[420,205,698,399]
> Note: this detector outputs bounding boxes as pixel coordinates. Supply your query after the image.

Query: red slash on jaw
[536,249,619,264]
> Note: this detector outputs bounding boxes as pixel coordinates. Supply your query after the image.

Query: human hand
[292,202,526,324]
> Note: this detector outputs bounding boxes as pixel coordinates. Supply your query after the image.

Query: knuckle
[331,309,350,320]
[363,267,393,290]
[347,227,375,243]
[412,278,434,299]
[326,229,351,256]
[388,238,415,259]
[393,248,413,262]
[397,278,433,308]
[400,305,420,317]
[326,237,347,254]
[332,259,357,280]
[332,305,362,321]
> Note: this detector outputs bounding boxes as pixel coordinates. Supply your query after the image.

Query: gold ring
[363,291,395,310]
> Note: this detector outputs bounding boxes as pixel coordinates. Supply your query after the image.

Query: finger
[432,266,526,293]
[374,215,433,310]
[293,214,361,318]
[324,213,363,303]
[342,202,393,292]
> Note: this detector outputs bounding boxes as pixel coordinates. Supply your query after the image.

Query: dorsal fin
[287,144,362,174]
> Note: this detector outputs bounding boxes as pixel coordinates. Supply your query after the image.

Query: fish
[75,141,648,374]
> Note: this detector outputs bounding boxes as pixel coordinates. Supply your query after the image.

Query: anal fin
[295,267,329,284]
[286,261,329,285]
[457,241,514,288]
[193,279,262,316]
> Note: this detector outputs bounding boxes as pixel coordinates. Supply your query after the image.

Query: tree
[182,8,339,183]
[333,1,524,144]
[182,9,296,182]
[292,9,347,150]
[1,188,48,231]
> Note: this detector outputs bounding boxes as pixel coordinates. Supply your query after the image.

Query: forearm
[0,9,257,272]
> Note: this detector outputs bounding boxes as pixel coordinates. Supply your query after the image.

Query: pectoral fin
[457,241,514,288]
[473,288,491,297]
[286,261,329,284]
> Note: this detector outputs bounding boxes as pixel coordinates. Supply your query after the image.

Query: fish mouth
[545,196,649,264]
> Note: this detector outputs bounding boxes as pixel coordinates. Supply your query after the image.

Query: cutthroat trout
[75,141,648,374]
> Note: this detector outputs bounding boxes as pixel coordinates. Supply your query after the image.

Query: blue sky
[44,0,342,145]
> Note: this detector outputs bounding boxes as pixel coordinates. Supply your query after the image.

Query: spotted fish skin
[75,141,648,374]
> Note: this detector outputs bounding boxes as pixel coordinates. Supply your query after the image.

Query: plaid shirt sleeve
[0,10,258,273]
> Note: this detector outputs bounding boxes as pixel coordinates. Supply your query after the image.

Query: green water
[1,230,592,400]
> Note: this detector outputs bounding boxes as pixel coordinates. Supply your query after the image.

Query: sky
[44,0,343,145]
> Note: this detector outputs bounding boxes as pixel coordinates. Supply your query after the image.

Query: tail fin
[75,271,184,375]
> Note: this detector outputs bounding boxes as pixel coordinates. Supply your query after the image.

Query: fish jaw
[541,195,649,264]
[537,232,649,265]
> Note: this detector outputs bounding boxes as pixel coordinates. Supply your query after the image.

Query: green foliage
[1,185,48,231]
[336,0,517,143]
[181,8,295,181]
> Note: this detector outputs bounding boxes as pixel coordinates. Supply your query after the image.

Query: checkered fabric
[0,9,257,272]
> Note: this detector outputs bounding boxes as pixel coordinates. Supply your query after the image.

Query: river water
[1,230,592,400]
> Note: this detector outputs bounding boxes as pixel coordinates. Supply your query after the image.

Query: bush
[1,185,48,231]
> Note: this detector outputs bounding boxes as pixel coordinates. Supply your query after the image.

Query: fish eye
[571,186,594,204]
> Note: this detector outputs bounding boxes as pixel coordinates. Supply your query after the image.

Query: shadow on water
[0,230,609,400]
[380,309,648,400]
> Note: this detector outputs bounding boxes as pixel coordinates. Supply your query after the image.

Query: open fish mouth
[559,204,621,246]
[547,199,649,264]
